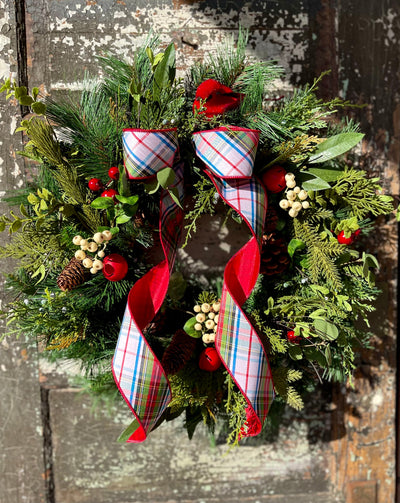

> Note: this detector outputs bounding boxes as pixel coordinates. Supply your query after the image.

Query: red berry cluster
[337,229,361,245]
[88,167,120,200]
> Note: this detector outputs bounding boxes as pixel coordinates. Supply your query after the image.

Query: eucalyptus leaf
[91,197,115,209]
[308,133,364,164]
[183,317,202,338]
[313,319,339,340]
[116,214,132,224]
[157,167,175,188]
[31,101,46,115]
[115,194,139,206]
[287,238,305,257]
[153,43,176,101]
[19,95,34,106]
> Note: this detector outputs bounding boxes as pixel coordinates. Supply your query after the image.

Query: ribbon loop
[112,128,183,442]
[193,126,275,437]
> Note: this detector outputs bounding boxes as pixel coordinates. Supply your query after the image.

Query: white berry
[292,201,302,211]
[202,333,215,344]
[194,323,203,331]
[279,199,289,209]
[201,303,211,313]
[93,259,103,270]
[298,190,308,200]
[286,179,296,189]
[288,208,299,218]
[286,190,296,200]
[293,186,301,194]
[302,201,310,209]
[285,173,295,181]
[82,258,93,268]
[214,314,219,324]
[208,312,215,320]
[97,250,105,258]
[93,232,104,244]
[75,250,86,261]
[195,313,206,323]
[72,235,82,245]
[212,302,220,312]
[90,267,97,274]
[102,230,113,241]
[205,319,215,330]
[87,242,98,253]
[193,305,201,313]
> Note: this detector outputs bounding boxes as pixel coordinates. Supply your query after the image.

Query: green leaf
[31,101,46,115]
[146,47,154,64]
[288,345,303,360]
[183,317,202,338]
[40,199,48,211]
[313,319,339,341]
[0,221,6,232]
[116,214,132,225]
[32,87,39,100]
[168,187,183,209]
[144,178,159,195]
[14,86,28,99]
[91,197,115,209]
[167,271,187,300]
[307,167,344,182]
[118,168,129,196]
[157,167,175,188]
[287,238,305,257]
[308,133,364,164]
[19,95,34,106]
[10,219,22,233]
[115,194,139,206]
[153,43,176,101]
[117,419,141,443]
[325,345,332,366]
[31,264,46,284]
[301,174,331,191]
[309,309,327,319]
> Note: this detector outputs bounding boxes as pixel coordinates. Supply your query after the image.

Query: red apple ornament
[88,178,103,191]
[199,347,222,372]
[108,166,120,180]
[261,166,287,193]
[102,253,128,282]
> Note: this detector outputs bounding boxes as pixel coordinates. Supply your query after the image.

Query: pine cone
[161,329,197,376]
[57,257,87,291]
[260,234,290,276]
[264,207,279,233]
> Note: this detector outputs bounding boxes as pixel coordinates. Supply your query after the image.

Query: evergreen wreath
[0,31,393,446]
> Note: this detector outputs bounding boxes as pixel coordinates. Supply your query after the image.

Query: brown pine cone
[57,257,87,291]
[260,234,290,276]
[264,207,279,233]
[161,329,197,376]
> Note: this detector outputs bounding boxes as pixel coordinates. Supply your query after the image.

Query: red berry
[287,330,300,344]
[102,254,128,282]
[108,166,120,180]
[88,178,103,191]
[337,229,361,245]
[199,347,222,372]
[101,188,119,201]
[261,166,287,193]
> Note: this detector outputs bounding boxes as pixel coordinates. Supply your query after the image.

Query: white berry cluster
[279,172,310,218]
[193,302,221,344]
[72,230,113,274]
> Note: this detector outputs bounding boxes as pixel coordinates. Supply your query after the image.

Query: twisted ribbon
[192,126,275,437]
[112,128,184,442]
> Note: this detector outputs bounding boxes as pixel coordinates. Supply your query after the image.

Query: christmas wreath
[0,32,393,446]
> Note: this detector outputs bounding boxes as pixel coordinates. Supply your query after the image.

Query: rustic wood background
[0,1,398,502]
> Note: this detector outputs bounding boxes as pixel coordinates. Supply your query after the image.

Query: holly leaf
[308,133,364,164]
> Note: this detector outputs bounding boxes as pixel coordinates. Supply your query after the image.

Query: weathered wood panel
[0,1,45,502]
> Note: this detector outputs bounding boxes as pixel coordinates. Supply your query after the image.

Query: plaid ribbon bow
[193,126,275,437]
[112,128,184,442]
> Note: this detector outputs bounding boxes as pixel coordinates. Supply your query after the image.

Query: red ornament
[108,166,120,180]
[260,166,287,193]
[102,254,128,282]
[337,229,361,245]
[199,347,222,372]
[287,330,300,344]
[193,79,244,118]
[101,188,119,201]
[88,178,103,192]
